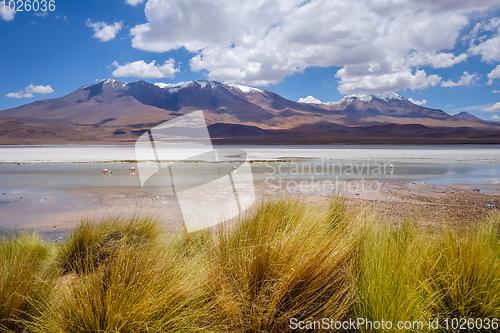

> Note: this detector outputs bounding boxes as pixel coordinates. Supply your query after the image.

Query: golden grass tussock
[27,215,209,333]
[207,196,363,332]
[427,216,500,320]
[0,197,499,332]
[354,219,437,332]
[0,233,54,332]
[57,214,163,275]
[354,213,500,332]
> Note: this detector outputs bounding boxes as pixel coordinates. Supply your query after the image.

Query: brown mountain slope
[0,79,499,144]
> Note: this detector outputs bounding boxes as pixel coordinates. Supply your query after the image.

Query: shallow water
[0,145,499,231]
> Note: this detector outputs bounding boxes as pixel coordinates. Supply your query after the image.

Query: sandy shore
[264,179,499,224]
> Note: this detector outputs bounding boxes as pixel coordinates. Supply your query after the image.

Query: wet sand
[1,153,499,240]
[2,178,498,243]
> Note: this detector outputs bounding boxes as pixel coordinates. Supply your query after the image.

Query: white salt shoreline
[0,144,499,164]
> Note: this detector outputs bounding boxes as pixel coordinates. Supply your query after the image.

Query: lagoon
[0,145,499,233]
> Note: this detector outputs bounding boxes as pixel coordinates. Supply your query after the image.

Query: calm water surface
[0,145,498,230]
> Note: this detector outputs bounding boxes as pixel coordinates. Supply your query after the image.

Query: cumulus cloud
[111,59,179,79]
[487,65,500,85]
[469,35,500,63]
[482,102,500,112]
[86,19,122,42]
[25,83,54,94]
[298,96,324,104]
[125,0,145,5]
[441,71,479,87]
[406,52,467,68]
[408,98,427,106]
[0,4,15,21]
[494,90,500,93]
[335,65,441,95]
[127,0,498,93]
[6,84,54,98]
[491,114,500,120]
[6,91,29,99]
[467,17,500,63]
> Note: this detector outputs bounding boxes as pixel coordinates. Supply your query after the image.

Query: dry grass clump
[428,214,500,320]
[207,196,364,332]
[1,198,500,333]
[27,215,209,333]
[28,242,207,333]
[0,233,54,332]
[57,214,162,274]
[354,211,500,332]
[354,220,435,332]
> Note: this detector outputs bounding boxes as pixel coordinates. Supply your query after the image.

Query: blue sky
[2,0,500,120]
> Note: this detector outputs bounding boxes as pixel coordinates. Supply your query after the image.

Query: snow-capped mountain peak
[80,78,127,91]
[153,82,170,89]
[228,83,263,94]
[154,80,223,93]
[153,80,263,94]
[373,91,403,101]
[154,81,196,93]
[102,78,127,89]
[338,91,405,104]
[341,95,373,103]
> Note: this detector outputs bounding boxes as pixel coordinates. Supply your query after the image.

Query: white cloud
[6,91,28,99]
[469,35,500,63]
[493,90,500,93]
[491,115,500,120]
[6,84,54,98]
[406,52,467,69]
[111,59,179,79]
[335,65,441,95]
[482,102,500,112]
[463,18,500,49]
[34,11,49,18]
[0,5,15,21]
[441,71,479,87]
[86,19,122,42]
[408,98,427,106]
[467,17,500,63]
[298,96,324,104]
[126,0,145,5]
[487,65,500,85]
[128,0,496,92]
[25,84,54,94]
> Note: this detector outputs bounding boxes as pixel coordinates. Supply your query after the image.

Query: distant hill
[1,78,499,144]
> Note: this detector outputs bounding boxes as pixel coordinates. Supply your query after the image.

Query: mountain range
[1,78,499,144]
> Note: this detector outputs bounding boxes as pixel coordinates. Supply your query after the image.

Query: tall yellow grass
[207,196,362,332]
[0,234,54,332]
[0,197,498,333]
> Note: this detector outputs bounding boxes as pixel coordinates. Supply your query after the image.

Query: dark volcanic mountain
[1,78,499,144]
